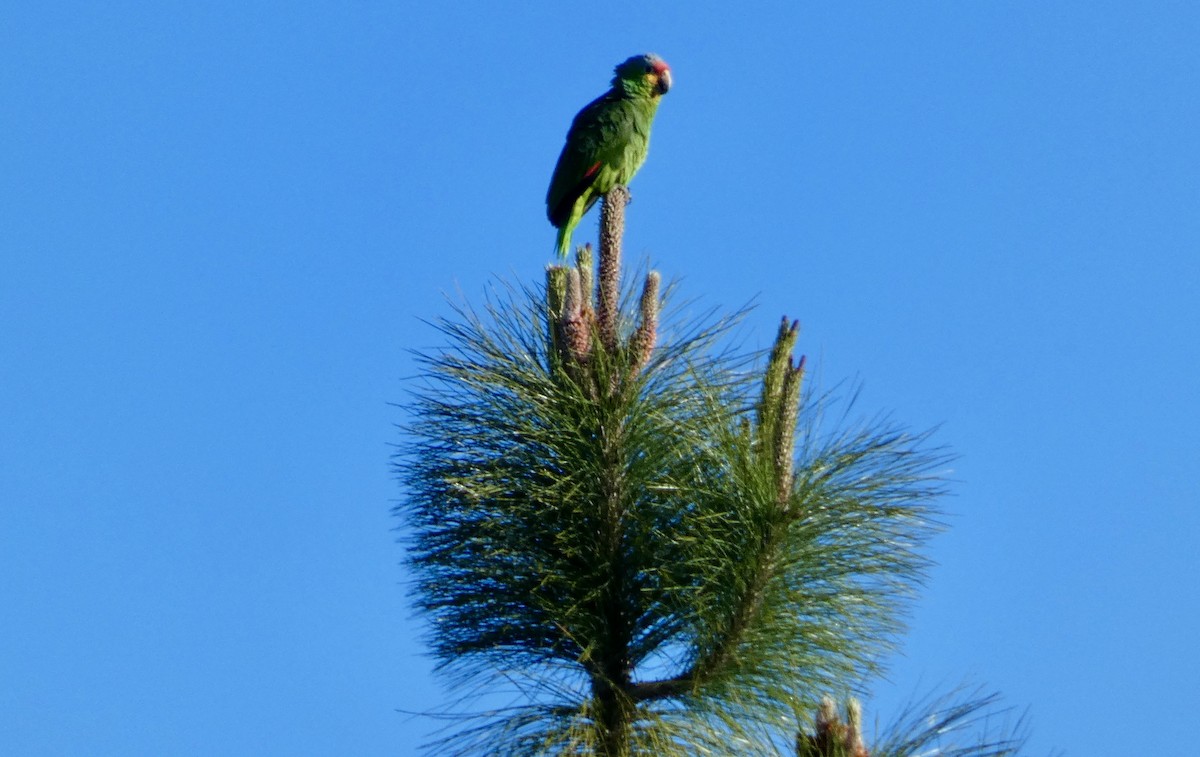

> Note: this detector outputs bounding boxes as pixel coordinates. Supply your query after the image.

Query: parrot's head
[613,54,672,99]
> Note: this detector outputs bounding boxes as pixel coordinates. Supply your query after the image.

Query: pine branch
[629,317,808,702]
[598,186,628,354]
[395,182,1025,754]
[629,271,660,377]
[869,686,1031,757]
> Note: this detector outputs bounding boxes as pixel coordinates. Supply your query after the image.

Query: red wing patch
[550,162,605,226]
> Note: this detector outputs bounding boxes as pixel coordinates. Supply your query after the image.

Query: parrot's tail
[555,225,572,259]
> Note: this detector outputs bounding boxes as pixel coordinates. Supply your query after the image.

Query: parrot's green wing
[546,95,653,257]
[546,94,612,228]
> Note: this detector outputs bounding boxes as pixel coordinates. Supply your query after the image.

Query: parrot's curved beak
[657,69,672,95]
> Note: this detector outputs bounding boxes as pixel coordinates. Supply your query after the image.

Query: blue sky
[2,2,1197,754]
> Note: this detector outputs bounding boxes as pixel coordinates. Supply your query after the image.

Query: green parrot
[546,53,672,257]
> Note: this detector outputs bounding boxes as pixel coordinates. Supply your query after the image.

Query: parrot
[546,53,672,257]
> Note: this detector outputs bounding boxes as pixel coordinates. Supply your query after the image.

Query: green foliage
[869,687,1031,757]
[397,262,998,753]
[398,187,1035,754]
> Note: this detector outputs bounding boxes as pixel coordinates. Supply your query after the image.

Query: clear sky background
[2,2,1197,755]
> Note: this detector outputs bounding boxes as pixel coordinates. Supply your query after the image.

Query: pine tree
[397,189,1028,755]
